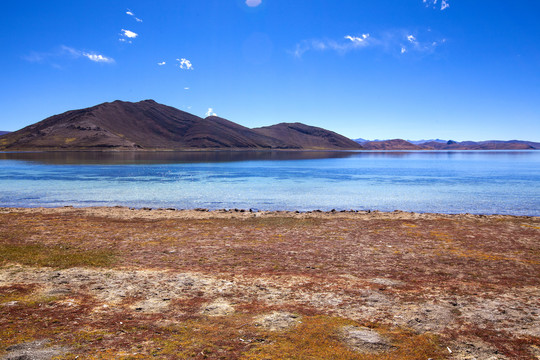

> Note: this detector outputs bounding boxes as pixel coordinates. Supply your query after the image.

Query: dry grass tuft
[0,243,116,268]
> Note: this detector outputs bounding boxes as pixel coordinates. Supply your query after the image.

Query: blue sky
[1,0,539,141]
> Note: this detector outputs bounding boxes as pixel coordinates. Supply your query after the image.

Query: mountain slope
[361,139,423,150]
[0,100,361,150]
[420,140,538,150]
[253,122,362,150]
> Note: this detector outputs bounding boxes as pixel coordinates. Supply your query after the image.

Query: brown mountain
[0,100,362,151]
[354,138,539,150]
[420,140,539,150]
[361,139,424,150]
[254,122,362,150]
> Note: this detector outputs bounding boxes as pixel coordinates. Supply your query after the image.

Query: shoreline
[1,206,538,220]
[1,148,539,153]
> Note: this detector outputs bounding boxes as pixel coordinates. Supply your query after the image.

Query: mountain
[407,139,447,145]
[0,131,10,136]
[0,100,362,151]
[360,139,424,150]
[353,138,539,150]
[254,123,362,150]
[420,140,539,150]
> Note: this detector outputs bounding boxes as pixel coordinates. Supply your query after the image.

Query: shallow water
[1,150,539,215]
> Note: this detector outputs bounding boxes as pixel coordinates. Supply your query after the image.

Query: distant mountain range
[0,100,362,151]
[355,138,539,150]
[1,102,537,151]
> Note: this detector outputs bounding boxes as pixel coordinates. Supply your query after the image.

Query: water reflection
[0,150,536,165]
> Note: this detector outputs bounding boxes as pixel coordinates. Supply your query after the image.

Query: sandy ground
[0,207,539,359]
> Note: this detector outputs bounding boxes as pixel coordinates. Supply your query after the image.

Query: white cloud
[205,108,217,117]
[293,30,445,58]
[157,61,166,66]
[35,46,115,64]
[126,9,143,22]
[83,53,114,63]
[176,58,193,70]
[121,29,138,39]
[441,0,450,10]
[246,0,262,7]
[345,34,370,44]
[424,0,449,10]
[184,87,189,90]
[62,46,114,63]
[293,34,372,57]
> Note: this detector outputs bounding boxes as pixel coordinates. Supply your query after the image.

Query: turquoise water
[0,151,539,215]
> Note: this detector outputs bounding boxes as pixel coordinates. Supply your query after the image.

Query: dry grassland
[0,207,539,359]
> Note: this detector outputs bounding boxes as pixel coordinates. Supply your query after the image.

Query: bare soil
[0,207,539,359]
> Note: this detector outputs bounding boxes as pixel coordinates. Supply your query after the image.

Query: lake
[0,151,539,215]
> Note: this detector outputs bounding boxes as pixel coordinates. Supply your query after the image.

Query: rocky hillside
[0,100,362,151]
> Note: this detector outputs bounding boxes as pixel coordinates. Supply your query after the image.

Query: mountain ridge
[0,100,362,151]
[356,138,539,150]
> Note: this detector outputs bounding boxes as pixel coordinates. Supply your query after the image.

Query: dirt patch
[201,298,235,316]
[340,325,395,353]
[1,340,67,360]
[254,311,300,331]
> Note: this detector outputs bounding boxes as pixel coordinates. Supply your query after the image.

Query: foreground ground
[0,207,539,359]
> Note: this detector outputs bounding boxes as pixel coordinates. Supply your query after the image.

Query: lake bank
[1,206,539,359]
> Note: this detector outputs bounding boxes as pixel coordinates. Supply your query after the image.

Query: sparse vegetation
[0,243,116,268]
[0,207,538,359]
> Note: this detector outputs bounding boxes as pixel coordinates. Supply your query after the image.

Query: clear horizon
[1,1,539,142]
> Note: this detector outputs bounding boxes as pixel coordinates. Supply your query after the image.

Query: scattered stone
[254,311,300,331]
[130,298,170,313]
[340,326,394,353]
[369,278,403,287]
[2,301,19,307]
[2,340,68,360]
[201,299,234,316]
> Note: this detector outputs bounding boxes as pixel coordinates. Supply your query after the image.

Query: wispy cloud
[344,34,370,45]
[245,0,262,7]
[423,0,450,10]
[24,46,115,65]
[293,34,371,58]
[205,108,217,117]
[83,53,114,63]
[126,9,143,22]
[176,58,193,70]
[293,30,445,58]
[157,61,166,66]
[184,87,190,90]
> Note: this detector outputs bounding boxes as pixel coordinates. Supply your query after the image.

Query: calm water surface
[1,151,539,215]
